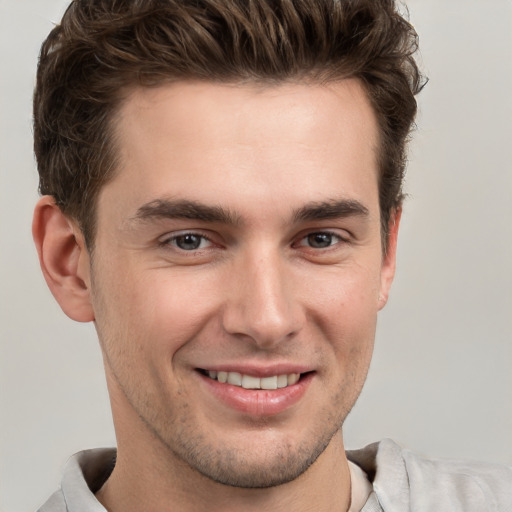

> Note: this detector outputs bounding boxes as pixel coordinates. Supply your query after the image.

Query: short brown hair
[34,0,424,249]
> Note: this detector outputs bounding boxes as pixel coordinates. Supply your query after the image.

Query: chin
[167,423,339,489]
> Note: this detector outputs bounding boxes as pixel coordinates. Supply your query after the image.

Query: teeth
[288,373,300,385]
[277,374,288,388]
[260,376,278,390]
[206,370,301,389]
[242,375,260,389]
[227,372,242,386]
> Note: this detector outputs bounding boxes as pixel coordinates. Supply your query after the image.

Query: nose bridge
[222,244,302,347]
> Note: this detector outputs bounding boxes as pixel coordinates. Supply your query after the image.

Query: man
[31,0,511,510]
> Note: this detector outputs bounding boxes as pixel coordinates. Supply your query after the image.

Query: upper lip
[196,363,313,378]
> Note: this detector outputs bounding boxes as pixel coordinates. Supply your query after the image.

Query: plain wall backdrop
[1,1,511,511]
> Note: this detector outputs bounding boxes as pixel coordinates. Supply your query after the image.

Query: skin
[33,79,399,512]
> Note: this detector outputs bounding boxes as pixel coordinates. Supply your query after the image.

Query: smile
[200,370,301,390]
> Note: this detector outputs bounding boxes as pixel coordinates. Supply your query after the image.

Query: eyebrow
[129,197,369,228]
[131,199,241,226]
[292,199,369,223]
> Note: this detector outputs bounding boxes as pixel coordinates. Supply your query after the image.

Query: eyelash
[159,230,349,253]
[294,231,348,250]
[160,232,214,252]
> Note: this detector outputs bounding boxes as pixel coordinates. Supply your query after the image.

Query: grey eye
[306,233,335,248]
[174,234,204,250]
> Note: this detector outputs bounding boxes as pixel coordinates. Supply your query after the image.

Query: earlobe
[32,196,95,322]
[378,208,401,310]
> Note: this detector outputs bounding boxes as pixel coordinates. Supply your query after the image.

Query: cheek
[93,264,223,360]
[304,261,380,374]
[306,261,382,327]
[145,269,224,336]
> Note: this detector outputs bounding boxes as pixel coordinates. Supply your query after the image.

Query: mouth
[198,369,304,390]
[197,368,314,415]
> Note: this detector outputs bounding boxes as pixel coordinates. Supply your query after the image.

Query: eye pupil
[176,234,202,250]
[308,233,332,248]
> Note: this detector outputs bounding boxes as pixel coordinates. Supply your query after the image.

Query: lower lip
[198,372,313,416]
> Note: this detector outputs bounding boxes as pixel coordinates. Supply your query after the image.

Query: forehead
[102,79,380,223]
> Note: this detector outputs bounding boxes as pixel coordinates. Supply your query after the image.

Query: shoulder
[400,442,512,506]
[37,490,67,512]
[36,448,116,512]
[348,439,512,512]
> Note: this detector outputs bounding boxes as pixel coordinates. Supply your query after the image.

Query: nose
[221,249,303,349]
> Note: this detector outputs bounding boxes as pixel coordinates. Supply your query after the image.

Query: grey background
[1,1,511,511]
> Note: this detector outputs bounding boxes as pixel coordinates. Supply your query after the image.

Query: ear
[32,196,94,322]
[378,208,401,310]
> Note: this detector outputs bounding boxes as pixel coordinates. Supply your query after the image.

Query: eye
[297,231,345,249]
[165,233,212,251]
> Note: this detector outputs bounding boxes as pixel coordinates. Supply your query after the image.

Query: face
[87,80,397,488]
